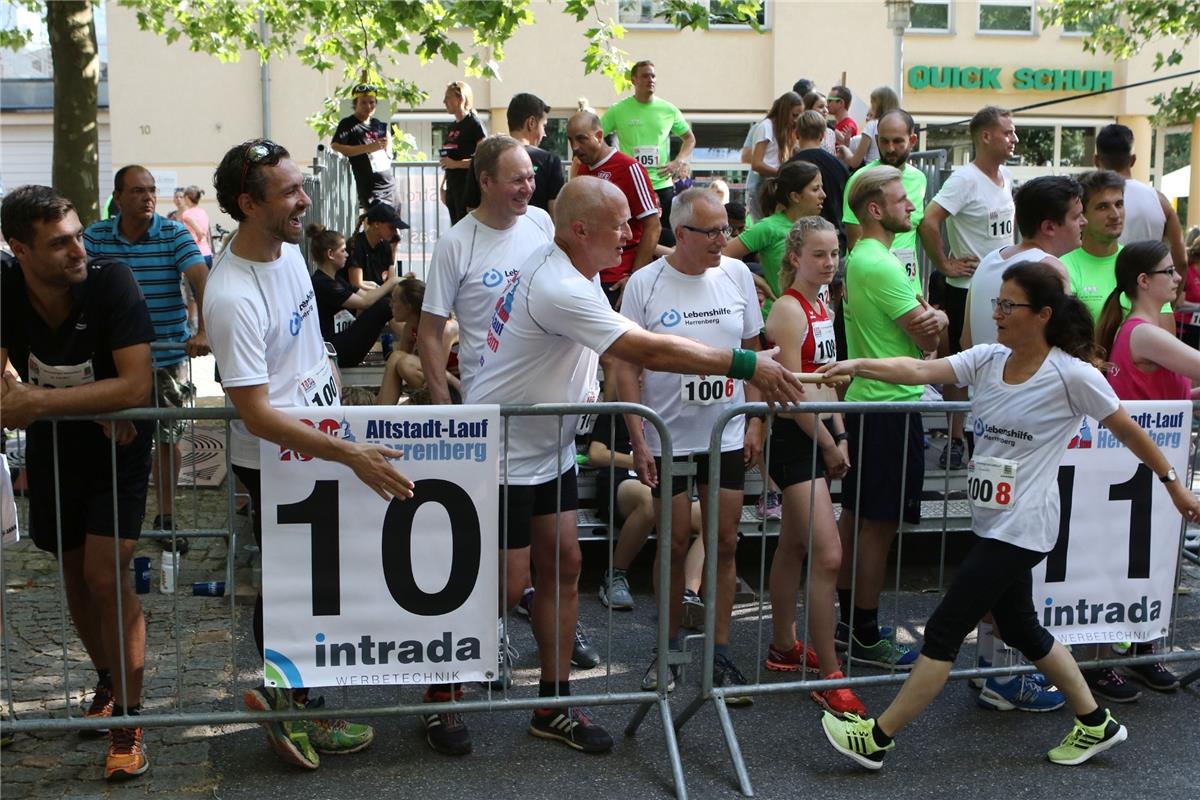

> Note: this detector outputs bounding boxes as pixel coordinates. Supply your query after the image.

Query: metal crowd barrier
[678,400,1200,797]
[0,402,693,800]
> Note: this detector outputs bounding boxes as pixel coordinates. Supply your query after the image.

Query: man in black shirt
[0,185,155,781]
[331,83,398,209]
[344,202,407,289]
[788,109,850,248]
[463,92,565,216]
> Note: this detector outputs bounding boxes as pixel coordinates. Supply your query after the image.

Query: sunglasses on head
[239,140,286,197]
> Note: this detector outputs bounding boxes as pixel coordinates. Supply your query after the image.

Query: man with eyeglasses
[567,109,661,308]
[84,165,208,554]
[466,177,803,753]
[205,139,414,770]
[331,83,397,209]
[613,187,765,701]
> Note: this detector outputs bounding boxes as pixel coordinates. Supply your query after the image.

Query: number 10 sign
[260,406,499,688]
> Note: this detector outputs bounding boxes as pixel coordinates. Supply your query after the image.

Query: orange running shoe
[80,684,114,738]
[105,726,149,781]
[765,640,821,673]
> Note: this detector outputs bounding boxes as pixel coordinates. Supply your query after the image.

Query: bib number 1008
[967,475,1012,507]
[682,376,735,405]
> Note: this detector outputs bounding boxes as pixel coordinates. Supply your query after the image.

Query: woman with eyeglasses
[817,261,1200,770]
[761,216,864,717]
[439,81,488,225]
[1093,241,1197,694]
[723,160,826,319]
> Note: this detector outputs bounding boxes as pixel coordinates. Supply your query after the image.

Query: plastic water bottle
[192,581,226,597]
[159,551,180,594]
[380,332,394,353]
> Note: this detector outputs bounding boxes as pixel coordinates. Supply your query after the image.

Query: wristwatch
[1159,468,1177,484]
[834,432,849,444]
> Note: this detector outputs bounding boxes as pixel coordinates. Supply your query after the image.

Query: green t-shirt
[736,211,793,318]
[1063,244,1170,321]
[843,161,927,280]
[843,238,924,402]
[601,96,690,191]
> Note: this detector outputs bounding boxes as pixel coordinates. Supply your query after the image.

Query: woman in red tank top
[1094,240,1198,691]
[761,216,864,716]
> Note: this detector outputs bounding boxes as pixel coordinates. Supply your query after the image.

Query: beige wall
[103,0,1198,227]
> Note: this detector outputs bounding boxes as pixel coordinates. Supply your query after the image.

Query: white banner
[260,405,499,688]
[1033,401,1189,645]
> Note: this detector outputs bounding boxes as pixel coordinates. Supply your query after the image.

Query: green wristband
[727,348,757,381]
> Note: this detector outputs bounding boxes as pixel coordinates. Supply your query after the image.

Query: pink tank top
[1106,317,1190,400]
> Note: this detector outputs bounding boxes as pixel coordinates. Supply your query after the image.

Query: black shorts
[498,468,579,550]
[768,418,829,490]
[27,424,153,553]
[651,449,744,499]
[943,284,969,355]
[840,412,923,524]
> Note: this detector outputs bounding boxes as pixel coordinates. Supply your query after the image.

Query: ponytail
[1093,287,1125,362]
[1002,261,1103,367]
[757,159,820,217]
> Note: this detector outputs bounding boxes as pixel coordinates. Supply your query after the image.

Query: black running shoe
[1123,660,1179,692]
[571,623,600,669]
[528,707,613,753]
[1082,667,1141,703]
[421,688,472,756]
[713,654,753,707]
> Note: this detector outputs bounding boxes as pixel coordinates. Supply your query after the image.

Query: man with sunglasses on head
[331,83,397,209]
[205,139,414,770]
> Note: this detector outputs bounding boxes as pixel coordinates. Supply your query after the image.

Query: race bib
[1188,311,1200,328]
[681,375,736,406]
[368,146,392,174]
[987,208,1014,240]
[333,309,355,335]
[27,354,95,389]
[811,319,836,365]
[893,248,917,281]
[633,145,660,170]
[967,456,1017,511]
[574,386,600,436]
[299,358,339,408]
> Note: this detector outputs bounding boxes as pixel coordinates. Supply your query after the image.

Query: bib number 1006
[683,376,735,405]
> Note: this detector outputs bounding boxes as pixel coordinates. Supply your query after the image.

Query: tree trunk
[46,1,100,226]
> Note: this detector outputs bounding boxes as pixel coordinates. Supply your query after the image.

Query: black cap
[365,202,409,230]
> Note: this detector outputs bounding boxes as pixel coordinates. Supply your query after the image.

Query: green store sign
[908,65,1113,92]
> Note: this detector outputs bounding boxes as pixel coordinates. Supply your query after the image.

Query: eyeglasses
[681,224,733,241]
[1148,267,1177,276]
[239,140,286,197]
[991,298,1036,316]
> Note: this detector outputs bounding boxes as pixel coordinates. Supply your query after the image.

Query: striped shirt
[84,213,204,367]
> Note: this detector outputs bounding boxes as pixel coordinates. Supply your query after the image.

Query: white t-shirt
[752,118,783,171]
[466,243,637,484]
[1,453,18,545]
[933,163,1016,289]
[861,119,880,164]
[965,245,1050,346]
[620,256,759,455]
[423,206,555,391]
[948,344,1119,552]
[204,239,329,469]
[1119,178,1166,246]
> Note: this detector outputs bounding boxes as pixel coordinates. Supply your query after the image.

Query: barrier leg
[658,695,689,800]
[713,695,753,797]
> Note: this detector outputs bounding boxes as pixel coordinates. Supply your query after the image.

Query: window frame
[976,0,1037,37]
[616,0,771,31]
[908,0,953,35]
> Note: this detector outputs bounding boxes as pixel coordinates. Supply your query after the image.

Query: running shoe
[1123,660,1179,692]
[820,712,892,770]
[938,439,966,470]
[847,633,917,670]
[80,683,114,738]
[713,654,753,707]
[528,706,613,753]
[105,726,148,781]
[811,671,867,718]
[1047,710,1127,766]
[515,587,534,620]
[834,622,893,650]
[977,675,1065,712]
[243,686,319,769]
[765,491,783,520]
[1082,667,1141,703]
[421,687,472,756]
[680,589,705,630]
[572,622,601,669]
[640,651,680,692]
[291,695,374,756]
[765,640,821,673]
[599,568,634,610]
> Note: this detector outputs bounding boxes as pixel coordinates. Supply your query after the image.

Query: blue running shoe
[977,675,1065,712]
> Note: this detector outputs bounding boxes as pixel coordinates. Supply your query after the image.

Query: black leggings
[921,535,1056,663]
[330,295,392,369]
[232,464,266,658]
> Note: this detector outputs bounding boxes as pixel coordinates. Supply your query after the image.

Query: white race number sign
[1034,401,1188,645]
[261,406,499,688]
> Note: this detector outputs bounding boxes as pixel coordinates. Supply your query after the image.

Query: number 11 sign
[260,406,500,689]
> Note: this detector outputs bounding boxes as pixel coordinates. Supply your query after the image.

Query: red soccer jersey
[835,116,859,139]
[577,149,661,284]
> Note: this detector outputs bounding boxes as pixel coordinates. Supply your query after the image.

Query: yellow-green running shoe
[820,711,893,770]
[1047,710,1127,766]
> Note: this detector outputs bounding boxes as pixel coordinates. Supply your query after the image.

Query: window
[1059,127,1096,168]
[1012,126,1054,167]
[978,0,1034,34]
[617,0,767,28]
[910,0,950,33]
